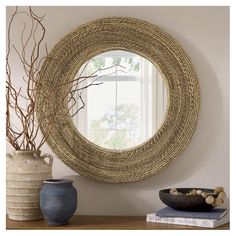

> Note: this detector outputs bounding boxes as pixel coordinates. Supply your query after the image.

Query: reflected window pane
[71,50,167,150]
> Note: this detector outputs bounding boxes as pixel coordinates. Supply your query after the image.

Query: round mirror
[69,50,168,150]
[36,17,200,183]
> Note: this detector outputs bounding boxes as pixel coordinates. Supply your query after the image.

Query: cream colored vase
[6,150,53,221]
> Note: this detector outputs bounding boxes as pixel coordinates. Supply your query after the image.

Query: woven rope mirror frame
[36,17,200,183]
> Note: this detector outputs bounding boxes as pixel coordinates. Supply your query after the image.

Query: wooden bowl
[159,188,215,211]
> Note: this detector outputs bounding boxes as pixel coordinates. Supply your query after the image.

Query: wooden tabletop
[6,215,229,230]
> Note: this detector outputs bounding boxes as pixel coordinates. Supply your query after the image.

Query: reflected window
[70,50,167,150]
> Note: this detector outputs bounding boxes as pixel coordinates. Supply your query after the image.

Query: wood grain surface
[6,215,229,230]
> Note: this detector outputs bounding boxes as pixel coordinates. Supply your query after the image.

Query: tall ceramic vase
[6,150,53,221]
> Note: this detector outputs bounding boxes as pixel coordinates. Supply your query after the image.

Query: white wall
[6,6,229,216]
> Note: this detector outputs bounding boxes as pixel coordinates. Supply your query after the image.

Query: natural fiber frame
[36,17,200,183]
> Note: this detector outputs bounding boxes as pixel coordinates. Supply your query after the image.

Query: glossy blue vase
[40,179,77,226]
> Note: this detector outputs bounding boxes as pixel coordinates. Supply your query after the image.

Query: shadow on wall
[62,37,224,216]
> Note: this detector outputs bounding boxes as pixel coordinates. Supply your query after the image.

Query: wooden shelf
[6,215,229,230]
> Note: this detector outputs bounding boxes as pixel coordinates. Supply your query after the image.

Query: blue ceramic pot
[40,179,77,225]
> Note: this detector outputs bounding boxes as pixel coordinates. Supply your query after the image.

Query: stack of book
[146,207,229,228]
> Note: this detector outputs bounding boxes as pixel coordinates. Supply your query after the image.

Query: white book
[146,213,229,228]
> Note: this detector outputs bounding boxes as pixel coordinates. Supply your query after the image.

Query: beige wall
[6,6,229,216]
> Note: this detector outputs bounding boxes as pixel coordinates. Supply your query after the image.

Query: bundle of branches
[6,6,125,151]
[6,7,48,150]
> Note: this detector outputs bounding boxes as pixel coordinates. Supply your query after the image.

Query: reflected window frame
[70,50,167,150]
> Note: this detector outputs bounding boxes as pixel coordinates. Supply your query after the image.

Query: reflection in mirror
[69,50,168,150]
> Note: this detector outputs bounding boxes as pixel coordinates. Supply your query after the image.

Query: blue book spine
[156,207,227,220]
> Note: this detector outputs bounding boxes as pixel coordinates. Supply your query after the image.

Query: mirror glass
[69,50,168,150]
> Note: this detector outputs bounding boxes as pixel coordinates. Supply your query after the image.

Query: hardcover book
[156,207,228,220]
[146,212,229,228]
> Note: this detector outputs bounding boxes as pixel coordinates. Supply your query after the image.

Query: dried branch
[6,6,48,150]
[6,6,127,151]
